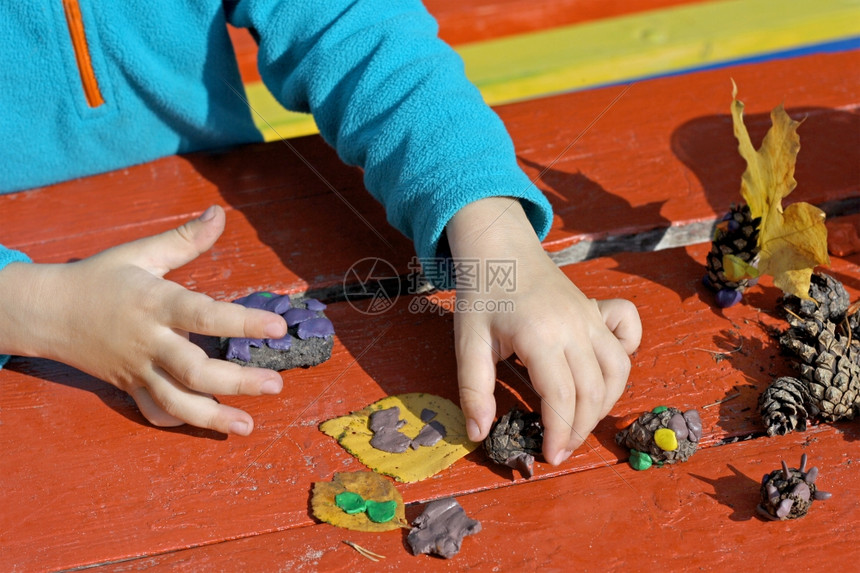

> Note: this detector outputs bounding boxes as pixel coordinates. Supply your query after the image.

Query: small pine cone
[757,454,831,521]
[484,408,543,477]
[758,376,812,436]
[615,407,701,465]
[781,273,850,322]
[705,204,761,292]
[780,319,860,422]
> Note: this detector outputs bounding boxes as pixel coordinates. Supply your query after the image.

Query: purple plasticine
[715,288,742,308]
[233,292,272,310]
[226,337,262,362]
[304,298,327,311]
[407,498,481,559]
[683,410,703,442]
[265,335,292,351]
[775,498,793,519]
[297,317,335,340]
[792,482,810,502]
[284,307,316,327]
[410,420,446,449]
[505,452,535,478]
[369,407,402,432]
[667,412,688,441]
[420,408,437,423]
[266,295,292,314]
[370,428,413,453]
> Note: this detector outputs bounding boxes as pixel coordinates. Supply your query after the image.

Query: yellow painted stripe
[247,0,860,140]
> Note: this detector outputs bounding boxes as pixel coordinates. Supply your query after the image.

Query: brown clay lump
[407,498,481,559]
[484,407,544,478]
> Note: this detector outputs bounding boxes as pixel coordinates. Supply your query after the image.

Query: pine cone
[758,376,812,436]
[705,204,761,292]
[780,314,860,422]
[484,408,543,478]
[781,273,850,322]
[757,454,831,521]
[615,407,702,466]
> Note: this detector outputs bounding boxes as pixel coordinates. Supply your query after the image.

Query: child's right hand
[0,205,287,435]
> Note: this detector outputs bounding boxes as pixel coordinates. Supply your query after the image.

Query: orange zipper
[61,0,104,108]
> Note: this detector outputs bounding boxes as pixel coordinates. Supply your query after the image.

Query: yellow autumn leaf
[319,393,479,483]
[311,471,408,532]
[722,253,760,282]
[730,80,829,299]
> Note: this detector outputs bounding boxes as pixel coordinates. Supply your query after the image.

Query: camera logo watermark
[343,257,401,315]
[344,257,517,315]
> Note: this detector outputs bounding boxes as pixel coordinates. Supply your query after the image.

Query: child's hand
[447,197,641,466]
[0,206,287,435]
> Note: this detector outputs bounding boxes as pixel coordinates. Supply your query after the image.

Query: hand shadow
[5,357,228,441]
[517,157,703,302]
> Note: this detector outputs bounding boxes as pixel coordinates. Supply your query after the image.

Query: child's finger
[108,205,227,276]
[161,287,287,340]
[564,344,606,455]
[130,386,185,427]
[454,318,498,442]
[140,367,255,436]
[520,346,578,466]
[597,299,642,355]
[591,332,632,418]
[154,338,283,397]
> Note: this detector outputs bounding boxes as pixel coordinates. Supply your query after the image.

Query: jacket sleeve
[226,0,552,287]
[0,245,32,368]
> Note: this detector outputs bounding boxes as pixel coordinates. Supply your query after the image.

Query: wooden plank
[88,423,860,571]
[1,242,857,570]
[500,49,860,257]
[234,0,860,140]
[425,0,705,45]
[3,50,856,292]
[227,0,707,84]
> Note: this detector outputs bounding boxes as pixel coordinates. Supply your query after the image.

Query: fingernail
[264,321,286,339]
[229,420,251,435]
[198,205,217,222]
[466,418,481,441]
[553,449,573,466]
[260,378,282,395]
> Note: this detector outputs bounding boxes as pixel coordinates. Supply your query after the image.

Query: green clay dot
[335,491,366,514]
[260,292,274,297]
[365,499,397,523]
[629,449,653,471]
[651,406,668,414]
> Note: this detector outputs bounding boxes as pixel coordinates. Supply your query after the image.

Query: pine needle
[343,540,386,561]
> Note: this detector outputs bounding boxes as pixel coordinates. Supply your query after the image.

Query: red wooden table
[1,3,859,571]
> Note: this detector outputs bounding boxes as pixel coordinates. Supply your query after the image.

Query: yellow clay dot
[654,428,679,451]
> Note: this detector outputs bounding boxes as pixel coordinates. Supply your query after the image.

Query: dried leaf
[311,471,407,532]
[319,393,479,483]
[730,80,829,298]
[722,253,760,282]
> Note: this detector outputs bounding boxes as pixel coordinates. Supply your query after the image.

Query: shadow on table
[689,464,761,522]
[6,357,229,440]
[517,157,704,303]
[672,107,860,219]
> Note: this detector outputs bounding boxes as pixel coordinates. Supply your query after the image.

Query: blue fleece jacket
[0,0,552,364]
